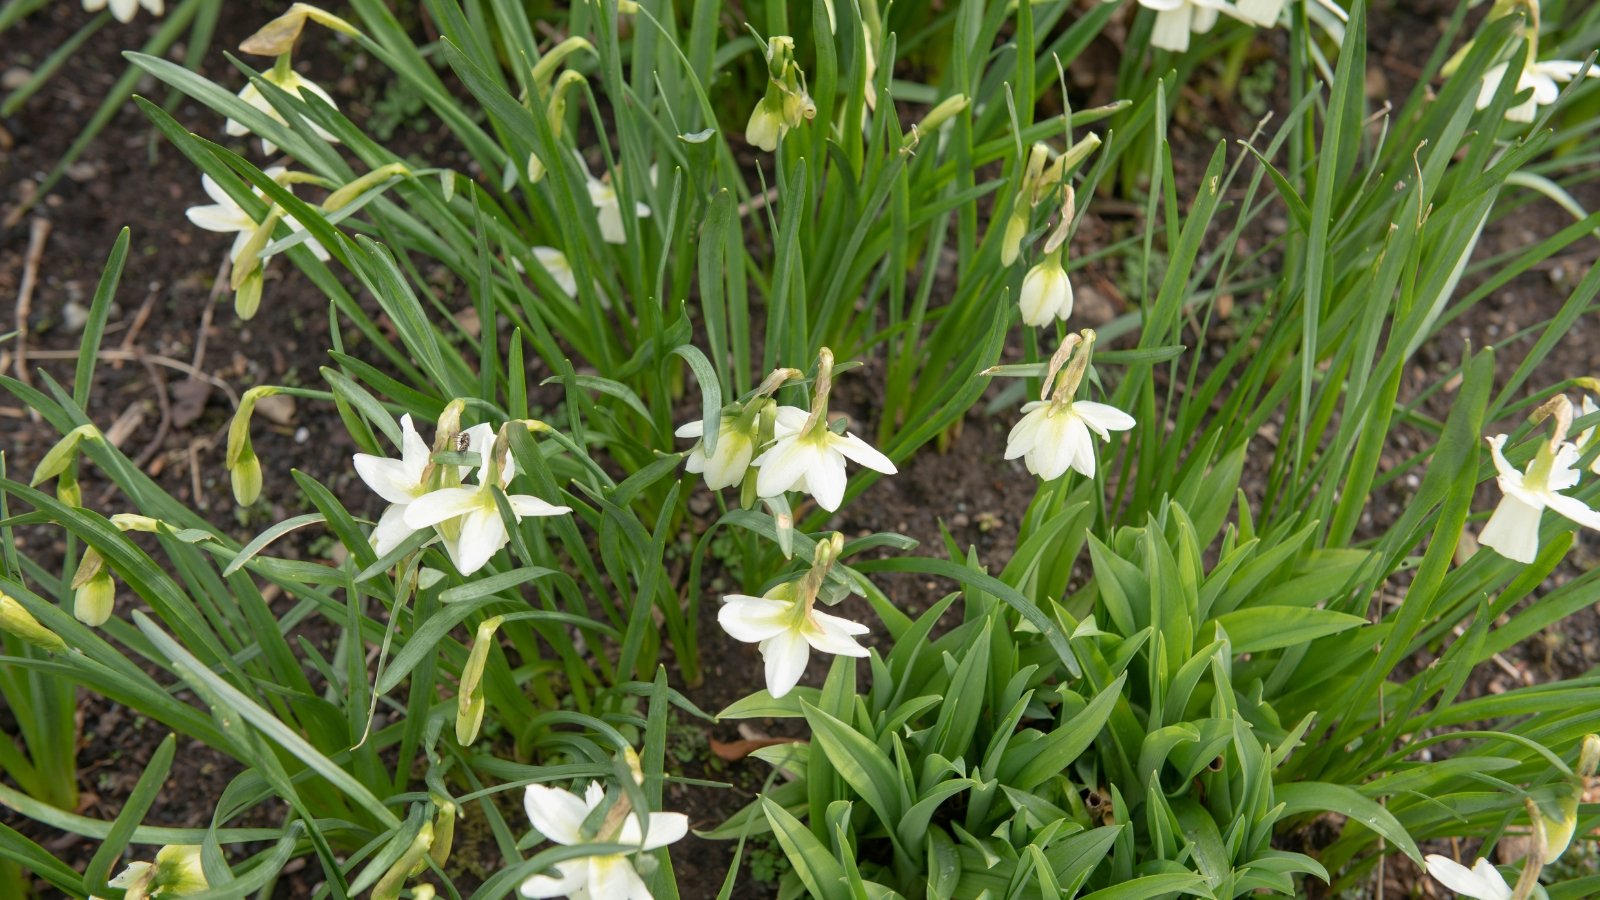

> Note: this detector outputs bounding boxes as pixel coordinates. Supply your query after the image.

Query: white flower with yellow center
[577,154,652,244]
[83,0,163,23]
[718,535,869,698]
[403,427,570,575]
[750,349,895,512]
[1019,256,1073,326]
[1004,330,1135,481]
[353,416,493,556]
[1479,57,1598,122]
[1112,0,1232,53]
[225,66,341,155]
[1422,856,1511,900]
[184,168,330,266]
[519,781,687,900]
[1480,438,1600,564]
[679,405,807,492]
[93,845,207,900]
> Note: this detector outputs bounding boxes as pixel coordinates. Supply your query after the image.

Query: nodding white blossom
[185,169,330,267]
[93,845,207,900]
[353,416,492,556]
[1479,434,1600,564]
[751,349,896,512]
[1004,331,1135,481]
[225,68,341,154]
[519,782,687,900]
[1234,0,1285,26]
[401,428,571,575]
[1114,0,1231,54]
[746,36,816,152]
[1422,855,1511,900]
[531,247,578,297]
[83,0,162,23]
[718,534,868,698]
[677,404,807,492]
[1478,57,1598,122]
[578,155,652,244]
[1019,255,1073,326]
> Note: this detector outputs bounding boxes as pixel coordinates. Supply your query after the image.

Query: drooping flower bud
[323,162,411,212]
[372,821,434,900]
[745,36,815,151]
[0,591,67,653]
[227,387,280,506]
[71,549,116,627]
[1018,253,1072,327]
[31,424,99,488]
[455,615,503,746]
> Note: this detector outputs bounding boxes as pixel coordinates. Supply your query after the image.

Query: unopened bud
[1580,734,1599,778]
[110,514,164,533]
[56,466,82,508]
[31,424,99,487]
[74,571,115,627]
[0,592,67,653]
[372,821,434,900]
[323,162,410,212]
[1001,209,1029,267]
[455,615,503,746]
[919,94,969,133]
[231,452,263,506]
[530,36,596,96]
[235,266,265,320]
[429,797,457,868]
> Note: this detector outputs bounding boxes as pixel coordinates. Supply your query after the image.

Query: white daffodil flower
[717,533,868,698]
[746,36,816,152]
[355,417,495,556]
[403,430,570,575]
[519,782,687,900]
[1113,0,1232,53]
[94,845,208,900]
[1005,330,1135,481]
[1423,855,1512,900]
[750,349,894,512]
[1480,434,1600,564]
[754,426,896,512]
[84,0,163,23]
[1233,0,1284,26]
[1019,255,1073,326]
[225,69,341,154]
[1478,57,1598,122]
[531,247,578,297]
[720,583,869,698]
[576,155,652,244]
[1007,400,1135,481]
[184,168,330,265]
[678,404,807,492]
[354,414,426,555]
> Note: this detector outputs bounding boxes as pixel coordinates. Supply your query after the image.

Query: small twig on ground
[133,359,173,472]
[13,217,51,419]
[22,349,238,406]
[113,284,159,370]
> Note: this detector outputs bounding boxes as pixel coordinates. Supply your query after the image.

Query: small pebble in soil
[294,427,310,444]
[61,301,89,332]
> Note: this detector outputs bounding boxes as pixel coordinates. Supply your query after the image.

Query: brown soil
[1,1,1597,899]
